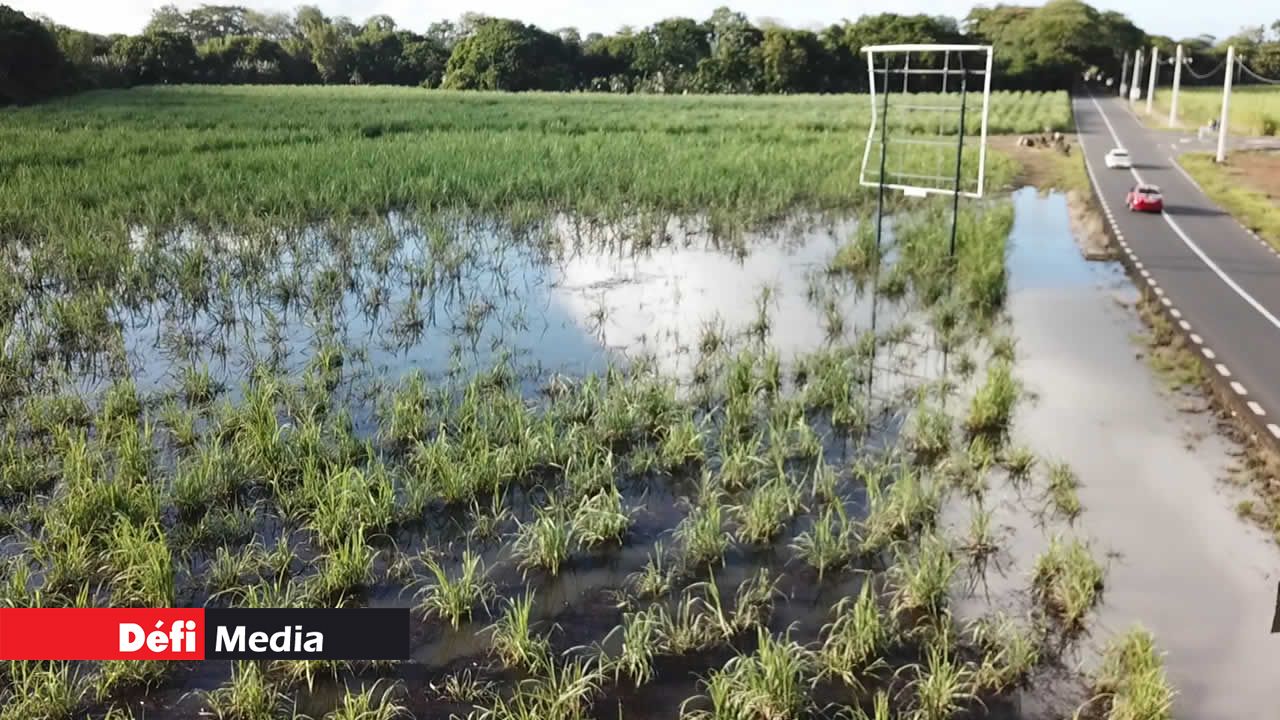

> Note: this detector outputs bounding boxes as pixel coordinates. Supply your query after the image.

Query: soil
[1217,149,1280,201]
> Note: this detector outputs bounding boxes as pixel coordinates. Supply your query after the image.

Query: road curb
[1073,93,1280,454]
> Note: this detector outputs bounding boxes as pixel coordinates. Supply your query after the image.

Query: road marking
[1190,333,1203,344]
[1170,309,1182,318]
[1231,381,1248,395]
[1250,401,1267,415]
[1146,276,1157,286]
[1154,287,1164,296]
[1203,348,1216,359]
[1135,261,1143,269]
[1179,320,1191,330]
[1168,155,1207,193]
[1269,424,1280,439]
[1088,95,1280,334]
[1216,363,1231,377]
[1140,268,1150,278]
[1160,297,1172,307]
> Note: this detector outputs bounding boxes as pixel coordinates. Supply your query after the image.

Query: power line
[1181,57,1225,80]
[1236,57,1280,85]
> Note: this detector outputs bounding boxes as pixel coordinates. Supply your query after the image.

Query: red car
[1126,183,1164,213]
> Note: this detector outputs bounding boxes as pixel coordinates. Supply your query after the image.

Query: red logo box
[0,608,206,660]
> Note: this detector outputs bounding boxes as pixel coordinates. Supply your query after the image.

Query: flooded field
[0,189,1161,720]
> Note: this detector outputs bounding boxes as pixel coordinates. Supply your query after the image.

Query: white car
[1105,148,1132,169]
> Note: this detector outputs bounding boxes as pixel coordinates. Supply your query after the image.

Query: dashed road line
[1231,381,1248,395]
[1189,333,1203,344]
[1216,363,1231,377]
[1249,401,1266,415]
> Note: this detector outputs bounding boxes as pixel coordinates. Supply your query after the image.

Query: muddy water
[1000,187,1280,716]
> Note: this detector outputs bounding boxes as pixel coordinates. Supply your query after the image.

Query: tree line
[3,1,1278,105]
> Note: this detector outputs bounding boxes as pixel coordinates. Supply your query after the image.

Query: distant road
[1073,91,1280,440]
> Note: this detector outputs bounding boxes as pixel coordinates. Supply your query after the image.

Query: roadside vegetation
[1177,151,1280,250]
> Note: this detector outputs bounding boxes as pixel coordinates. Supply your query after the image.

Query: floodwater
[35,189,1277,719]
[103,213,937,428]
[997,186,1280,716]
[55,212,954,719]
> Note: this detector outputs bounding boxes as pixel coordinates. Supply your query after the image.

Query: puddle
[997,186,1280,717]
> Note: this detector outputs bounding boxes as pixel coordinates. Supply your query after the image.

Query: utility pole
[1120,52,1130,96]
[1131,49,1143,103]
[1169,44,1183,126]
[903,54,910,93]
[1146,46,1158,115]
[1217,45,1234,163]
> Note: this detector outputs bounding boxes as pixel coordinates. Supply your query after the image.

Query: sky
[14,0,1274,44]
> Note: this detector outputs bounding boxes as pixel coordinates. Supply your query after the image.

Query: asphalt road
[1074,91,1280,440]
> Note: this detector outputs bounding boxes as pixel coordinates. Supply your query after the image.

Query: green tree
[111,30,197,85]
[697,7,763,92]
[0,4,72,103]
[633,18,710,92]
[198,35,288,83]
[400,36,449,87]
[759,27,824,93]
[295,6,351,83]
[443,17,571,91]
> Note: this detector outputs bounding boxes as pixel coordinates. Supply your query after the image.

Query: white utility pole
[1169,44,1183,126]
[1146,46,1158,114]
[1131,49,1143,102]
[1217,45,1234,163]
[1120,52,1130,96]
[903,54,910,93]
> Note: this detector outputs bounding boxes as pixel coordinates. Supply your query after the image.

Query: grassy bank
[1177,152,1280,249]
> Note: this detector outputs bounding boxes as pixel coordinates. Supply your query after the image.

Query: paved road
[1074,91,1280,440]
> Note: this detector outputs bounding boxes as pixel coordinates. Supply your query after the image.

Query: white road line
[1249,401,1266,415]
[1160,297,1172,307]
[1203,348,1216,359]
[1178,320,1191,330]
[1088,95,1280,334]
[1216,363,1231,377]
[1269,424,1280,439]
[1168,155,1207,193]
[1170,309,1182,318]
[1189,333,1203,344]
[1231,381,1247,395]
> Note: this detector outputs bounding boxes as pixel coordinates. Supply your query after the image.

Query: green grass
[1033,536,1104,632]
[1177,152,1280,249]
[0,86,1055,248]
[1090,627,1175,720]
[1150,85,1280,136]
